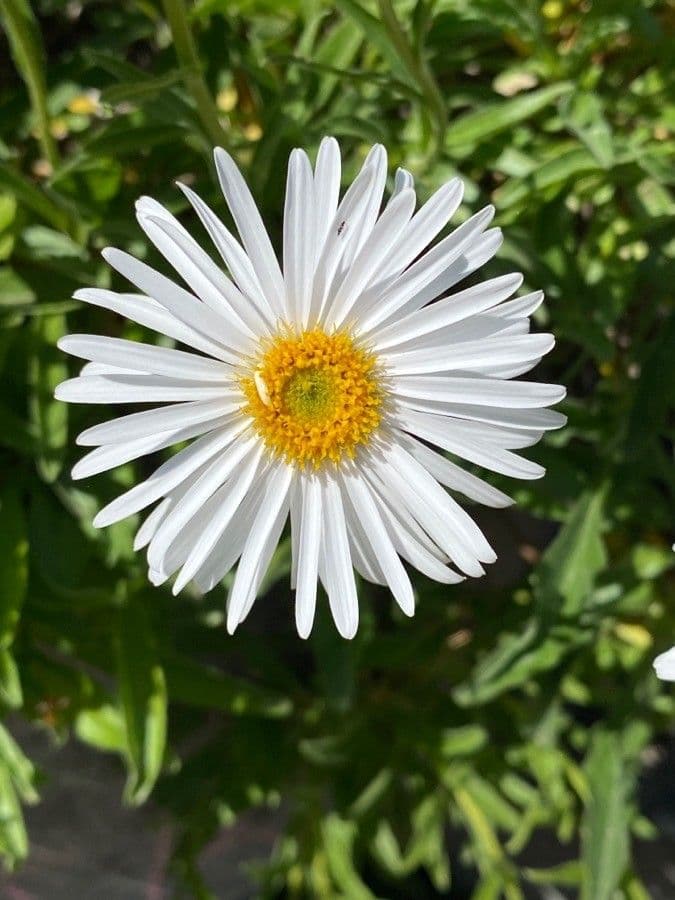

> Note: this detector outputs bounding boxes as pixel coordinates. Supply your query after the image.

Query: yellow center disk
[240,328,383,468]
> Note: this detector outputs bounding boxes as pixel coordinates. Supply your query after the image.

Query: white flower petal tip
[55,138,566,639]
[653,646,675,682]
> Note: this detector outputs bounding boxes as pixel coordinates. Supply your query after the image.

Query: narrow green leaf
[561,92,614,168]
[439,724,487,759]
[334,0,412,86]
[533,486,608,617]
[494,146,600,208]
[322,814,376,900]
[580,730,631,900]
[0,763,28,870]
[0,651,22,709]
[75,705,127,755]
[115,595,167,805]
[0,722,38,804]
[28,313,68,483]
[445,83,572,148]
[0,162,71,232]
[165,653,292,718]
[0,486,28,648]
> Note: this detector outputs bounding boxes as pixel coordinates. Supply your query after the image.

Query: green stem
[161,0,228,147]
[377,0,446,159]
[1,0,59,168]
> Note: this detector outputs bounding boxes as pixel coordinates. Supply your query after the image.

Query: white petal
[177,182,275,327]
[362,464,450,563]
[93,420,249,527]
[400,402,567,432]
[341,467,414,616]
[283,149,316,326]
[379,443,495,572]
[321,477,358,639]
[371,273,523,351]
[55,374,237,405]
[313,137,341,264]
[340,144,387,268]
[134,498,172,551]
[400,407,545,479]
[401,433,513,508]
[77,398,238,446]
[392,375,566,409]
[491,290,544,320]
[654,646,675,682]
[213,147,286,317]
[381,227,503,327]
[72,412,231,480]
[389,316,525,355]
[172,446,265,594]
[147,435,260,574]
[327,188,416,328]
[308,163,376,327]
[487,358,544,379]
[193,476,266,592]
[366,476,464,584]
[226,462,293,633]
[356,206,495,334]
[58,335,230,382]
[376,177,464,282]
[398,414,542,450]
[294,475,322,639]
[101,249,242,363]
[79,361,141,376]
[73,289,234,363]
[392,167,414,195]
[384,333,555,376]
[140,210,265,341]
[342,491,387,585]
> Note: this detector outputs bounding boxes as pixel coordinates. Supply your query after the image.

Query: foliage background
[0,0,674,896]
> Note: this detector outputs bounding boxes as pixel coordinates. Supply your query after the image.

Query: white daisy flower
[55,139,566,639]
[654,646,675,682]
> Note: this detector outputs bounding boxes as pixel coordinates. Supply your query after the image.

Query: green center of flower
[282,368,337,422]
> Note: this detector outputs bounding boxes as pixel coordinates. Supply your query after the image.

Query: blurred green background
[0,0,674,897]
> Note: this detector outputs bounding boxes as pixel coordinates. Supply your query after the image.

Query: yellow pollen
[240,328,382,468]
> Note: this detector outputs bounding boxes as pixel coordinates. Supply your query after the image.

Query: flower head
[56,139,566,638]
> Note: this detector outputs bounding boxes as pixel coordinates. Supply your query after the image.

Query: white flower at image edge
[55,139,566,639]
[654,646,675,682]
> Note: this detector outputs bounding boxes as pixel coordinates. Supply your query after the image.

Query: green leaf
[115,594,167,805]
[439,724,487,759]
[445,83,572,149]
[532,486,608,617]
[0,722,38,804]
[561,92,614,168]
[21,224,86,260]
[322,814,376,900]
[580,730,631,900]
[75,704,127,754]
[494,146,601,208]
[0,651,22,709]
[28,313,68,483]
[165,653,292,718]
[100,68,189,105]
[0,162,74,231]
[0,762,28,870]
[0,486,28,648]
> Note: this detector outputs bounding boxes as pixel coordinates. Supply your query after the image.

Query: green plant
[0,0,673,896]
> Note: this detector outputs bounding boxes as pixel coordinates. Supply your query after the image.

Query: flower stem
[377,0,446,159]
[160,0,228,147]
[1,0,59,169]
